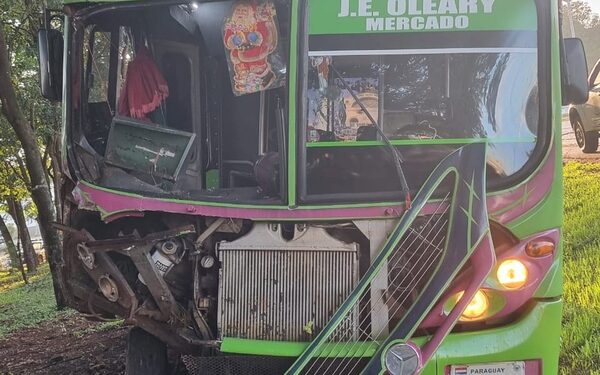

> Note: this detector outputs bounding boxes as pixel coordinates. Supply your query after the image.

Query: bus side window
[116,27,134,114]
[86,29,112,104]
[83,27,118,155]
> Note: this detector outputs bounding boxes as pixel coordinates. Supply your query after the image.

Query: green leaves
[0,0,61,212]
[563,1,600,71]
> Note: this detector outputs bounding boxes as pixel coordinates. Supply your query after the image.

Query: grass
[0,270,28,291]
[561,162,600,374]
[0,264,68,338]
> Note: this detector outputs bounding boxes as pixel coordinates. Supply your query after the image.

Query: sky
[581,0,600,14]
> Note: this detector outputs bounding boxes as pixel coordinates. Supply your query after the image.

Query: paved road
[562,116,600,162]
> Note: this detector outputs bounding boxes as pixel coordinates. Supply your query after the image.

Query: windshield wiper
[330,65,412,208]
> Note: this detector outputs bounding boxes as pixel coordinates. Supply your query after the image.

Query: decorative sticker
[223,0,287,96]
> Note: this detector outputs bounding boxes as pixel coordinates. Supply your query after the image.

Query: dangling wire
[330,65,412,209]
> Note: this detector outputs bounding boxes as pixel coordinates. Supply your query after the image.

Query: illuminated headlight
[460,290,489,320]
[497,259,528,289]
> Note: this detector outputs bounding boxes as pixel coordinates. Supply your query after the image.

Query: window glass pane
[305,51,538,199]
[85,30,112,104]
[302,0,540,201]
[161,52,193,132]
[116,27,134,109]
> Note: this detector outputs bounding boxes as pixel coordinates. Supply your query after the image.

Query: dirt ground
[0,315,128,375]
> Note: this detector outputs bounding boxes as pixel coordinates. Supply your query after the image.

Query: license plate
[450,361,526,375]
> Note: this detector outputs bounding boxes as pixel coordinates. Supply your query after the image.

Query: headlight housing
[497,259,528,289]
[460,290,490,320]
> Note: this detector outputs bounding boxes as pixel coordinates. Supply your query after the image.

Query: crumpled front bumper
[418,299,561,374]
[220,299,562,374]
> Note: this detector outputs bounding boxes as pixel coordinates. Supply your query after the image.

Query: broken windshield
[71,1,290,204]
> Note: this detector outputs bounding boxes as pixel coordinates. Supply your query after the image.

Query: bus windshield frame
[297,0,551,205]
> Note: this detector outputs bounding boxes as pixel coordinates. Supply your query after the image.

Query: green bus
[38,0,589,374]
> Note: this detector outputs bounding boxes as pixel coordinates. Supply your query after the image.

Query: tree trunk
[0,214,27,283]
[14,238,29,284]
[0,24,65,307]
[7,196,38,274]
[0,214,20,269]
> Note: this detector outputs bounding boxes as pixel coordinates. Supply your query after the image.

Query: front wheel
[573,116,599,153]
[126,328,169,375]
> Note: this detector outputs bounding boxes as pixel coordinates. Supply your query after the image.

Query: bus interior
[71,1,290,204]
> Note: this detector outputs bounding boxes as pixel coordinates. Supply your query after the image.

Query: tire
[126,327,169,375]
[572,115,599,153]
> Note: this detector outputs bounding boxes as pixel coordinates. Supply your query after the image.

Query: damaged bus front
[37,0,589,374]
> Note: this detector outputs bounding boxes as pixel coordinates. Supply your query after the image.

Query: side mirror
[562,38,589,105]
[38,28,64,102]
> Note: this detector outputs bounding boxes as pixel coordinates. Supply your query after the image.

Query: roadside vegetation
[0,0,65,307]
[0,264,124,339]
[0,264,49,293]
[564,1,600,69]
[0,264,65,337]
[561,162,600,374]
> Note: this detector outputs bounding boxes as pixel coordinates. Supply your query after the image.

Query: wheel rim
[575,121,586,148]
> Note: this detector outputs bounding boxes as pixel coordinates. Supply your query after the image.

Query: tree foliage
[0,0,65,304]
[563,1,600,71]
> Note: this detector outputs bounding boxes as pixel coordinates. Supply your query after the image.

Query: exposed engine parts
[200,255,216,269]
[138,237,186,285]
[98,274,120,302]
[64,216,247,351]
[65,215,452,352]
[77,243,96,270]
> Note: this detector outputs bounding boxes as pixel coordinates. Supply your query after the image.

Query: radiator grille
[218,225,359,342]
[182,355,294,375]
[178,355,369,375]
[181,355,368,375]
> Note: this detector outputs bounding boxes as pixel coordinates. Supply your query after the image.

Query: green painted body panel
[309,0,537,35]
[507,0,564,298]
[433,300,562,374]
[221,300,562,374]
[64,0,564,366]
[287,0,299,207]
[64,0,562,235]
[222,0,562,366]
[66,0,563,238]
[64,0,563,226]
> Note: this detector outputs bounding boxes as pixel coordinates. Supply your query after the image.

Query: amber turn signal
[525,240,555,258]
